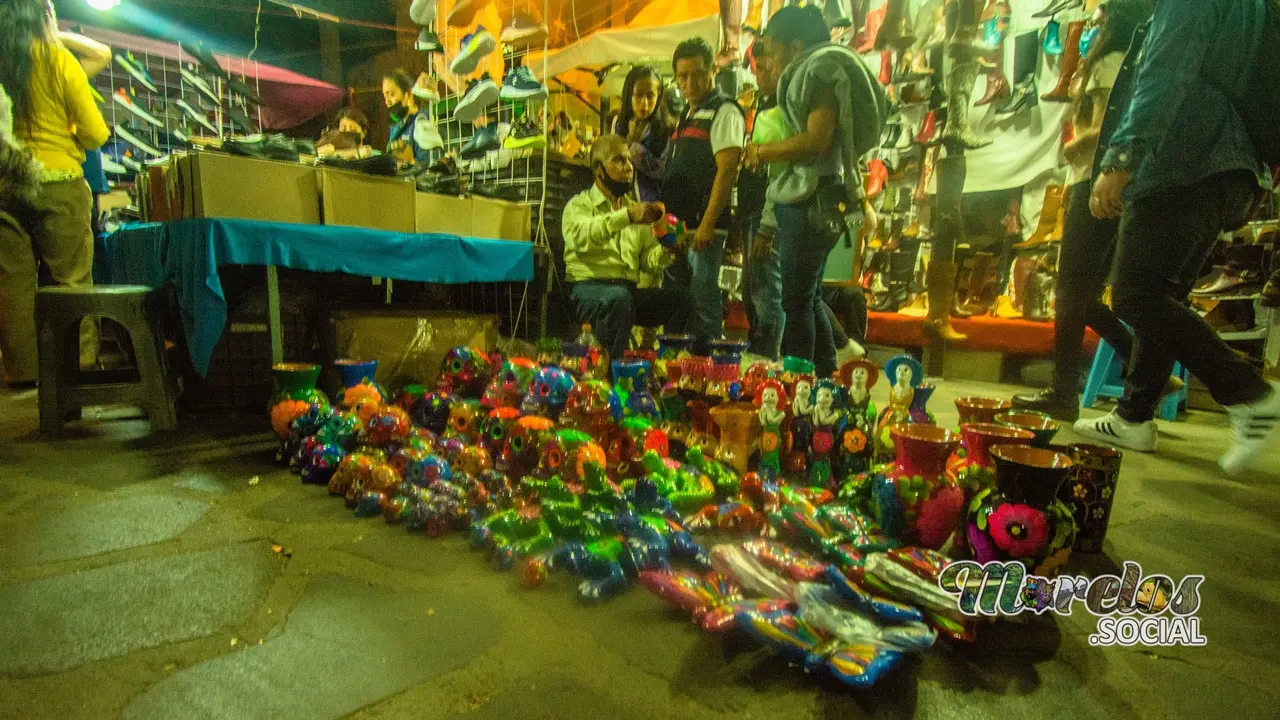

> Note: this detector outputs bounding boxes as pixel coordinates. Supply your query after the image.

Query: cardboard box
[472,195,532,242]
[415,192,474,236]
[319,168,416,232]
[325,310,499,391]
[177,152,320,224]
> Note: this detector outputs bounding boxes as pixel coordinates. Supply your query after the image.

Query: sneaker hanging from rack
[416,28,444,53]
[450,26,497,75]
[448,0,492,28]
[114,52,158,93]
[409,0,437,26]
[460,124,500,159]
[500,66,547,101]
[504,117,546,150]
[454,74,500,123]
[501,11,548,48]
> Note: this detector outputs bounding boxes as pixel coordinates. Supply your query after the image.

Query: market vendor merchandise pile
[268,342,1121,690]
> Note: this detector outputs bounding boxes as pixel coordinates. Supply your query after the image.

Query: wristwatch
[1099,144,1142,174]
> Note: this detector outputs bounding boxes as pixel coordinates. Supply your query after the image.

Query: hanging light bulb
[86,0,121,11]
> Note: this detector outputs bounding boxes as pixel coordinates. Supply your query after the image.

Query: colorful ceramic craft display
[266,337,1112,693]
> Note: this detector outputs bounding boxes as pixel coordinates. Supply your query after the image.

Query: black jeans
[1113,170,1269,422]
[822,285,869,348]
[569,280,690,361]
[1053,180,1133,395]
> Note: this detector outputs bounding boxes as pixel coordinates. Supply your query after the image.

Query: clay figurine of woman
[787,375,815,475]
[808,379,845,488]
[837,359,880,476]
[874,355,924,463]
[753,379,788,481]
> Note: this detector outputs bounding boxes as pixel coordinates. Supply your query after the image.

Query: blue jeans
[665,229,726,355]
[776,200,839,377]
[744,223,783,359]
[569,281,690,361]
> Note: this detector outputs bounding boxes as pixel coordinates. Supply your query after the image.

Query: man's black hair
[763,5,829,50]
[673,37,714,69]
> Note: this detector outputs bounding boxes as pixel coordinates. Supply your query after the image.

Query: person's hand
[751,234,774,262]
[625,118,646,143]
[628,201,665,225]
[744,142,763,171]
[691,223,716,252]
[1090,171,1131,219]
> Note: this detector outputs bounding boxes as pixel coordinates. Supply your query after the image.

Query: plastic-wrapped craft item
[638,570,791,631]
[738,539,828,582]
[863,552,978,643]
[709,544,797,600]
[734,609,904,689]
[795,583,936,652]
[823,564,925,624]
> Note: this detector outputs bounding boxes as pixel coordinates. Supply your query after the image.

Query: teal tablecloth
[94,218,534,376]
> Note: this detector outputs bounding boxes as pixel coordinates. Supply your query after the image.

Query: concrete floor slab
[121,573,499,720]
[0,540,279,674]
[0,494,210,568]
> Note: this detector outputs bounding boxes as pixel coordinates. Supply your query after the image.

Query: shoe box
[318,167,416,233]
[322,309,498,391]
[414,192,531,241]
[175,152,321,224]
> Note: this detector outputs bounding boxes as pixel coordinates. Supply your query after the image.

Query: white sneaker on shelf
[1072,410,1158,453]
[1220,381,1280,476]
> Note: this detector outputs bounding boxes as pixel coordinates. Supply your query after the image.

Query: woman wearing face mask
[381,69,442,167]
[0,0,109,387]
[612,65,672,203]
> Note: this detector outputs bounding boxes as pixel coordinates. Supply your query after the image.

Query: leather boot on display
[880,51,894,86]
[958,251,999,316]
[976,69,1010,106]
[1023,269,1056,322]
[951,250,976,319]
[870,244,918,313]
[1033,0,1083,19]
[1013,185,1066,249]
[996,75,1038,114]
[914,110,939,144]
[924,260,968,341]
[1042,21,1085,101]
[857,5,887,53]
[1043,18,1064,55]
[719,0,743,66]
[914,146,938,201]
[877,0,917,51]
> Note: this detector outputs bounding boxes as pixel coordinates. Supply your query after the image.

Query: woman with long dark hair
[1014,0,1156,421]
[612,65,672,202]
[0,0,109,387]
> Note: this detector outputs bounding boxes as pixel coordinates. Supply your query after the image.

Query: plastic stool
[1081,339,1188,422]
[35,285,177,437]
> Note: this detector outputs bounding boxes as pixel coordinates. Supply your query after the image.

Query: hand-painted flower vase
[1058,444,1122,553]
[753,379,788,481]
[334,359,384,409]
[874,355,924,464]
[954,396,1012,425]
[807,379,845,489]
[836,359,879,478]
[948,422,1035,497]
[994,411,1060,448]
[867,424,964,549]
[270,363,329,439]
[609,359,660,422]
[709,401,759,476]
[966,445,1078,577]
[657,333,696,362]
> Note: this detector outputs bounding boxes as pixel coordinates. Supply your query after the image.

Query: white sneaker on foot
[1073,410,1158,453]
[836,339,867,366]
[1220,381,1280,477]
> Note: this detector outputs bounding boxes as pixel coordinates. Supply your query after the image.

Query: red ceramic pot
[954,396,1012,425]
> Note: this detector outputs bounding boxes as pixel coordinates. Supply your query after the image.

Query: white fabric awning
[529,14,721,92]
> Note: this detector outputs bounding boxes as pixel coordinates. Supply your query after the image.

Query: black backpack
[1234,0,1280,165]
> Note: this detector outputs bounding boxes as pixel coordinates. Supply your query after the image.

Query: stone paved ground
[0,380,1277,720]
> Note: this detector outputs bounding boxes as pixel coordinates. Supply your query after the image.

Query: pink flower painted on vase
[989,503,1050,557]
[916,484,963,549]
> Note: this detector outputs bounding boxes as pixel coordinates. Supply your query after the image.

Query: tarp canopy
[70,24,343,129]
[529,0,721,94]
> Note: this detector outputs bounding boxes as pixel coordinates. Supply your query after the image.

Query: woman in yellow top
[0,0,110,386]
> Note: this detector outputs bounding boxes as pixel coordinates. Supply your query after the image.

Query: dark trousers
[569,280,690,361]
[776,200,840,377]
[822,285,868,348]
[1053,180,1133,395]
[1113,170,1269,422]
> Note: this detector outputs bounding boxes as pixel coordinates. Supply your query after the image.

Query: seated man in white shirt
[562,134,690,360]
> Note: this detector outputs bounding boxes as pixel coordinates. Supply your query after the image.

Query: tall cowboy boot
[744,0,764,32]
[951,250,976,319]
[1023,269,1056,322]
[857,5,887,53]
[1013,185,1065,249]
[958,251,998,315]
[876,0,917,51]
[975,48,1009,106]
[924,259,968,341]
[719,0,743,66]
[870,242,918,313]
[1042,21,1084,101]
[937,53,991,150]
